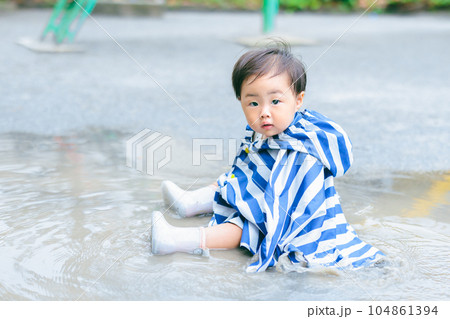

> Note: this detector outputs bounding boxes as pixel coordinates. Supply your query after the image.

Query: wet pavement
[0,9,449,173]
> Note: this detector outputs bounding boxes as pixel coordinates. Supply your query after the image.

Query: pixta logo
[126,129,172,175]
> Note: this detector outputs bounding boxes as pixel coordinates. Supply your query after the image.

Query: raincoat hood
[242,109,353,177]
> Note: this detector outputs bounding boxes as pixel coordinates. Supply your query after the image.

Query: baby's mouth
[262,123,273,129]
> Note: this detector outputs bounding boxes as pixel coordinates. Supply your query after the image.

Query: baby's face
[239,71,304,138]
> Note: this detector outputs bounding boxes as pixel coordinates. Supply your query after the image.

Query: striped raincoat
[210,109,385,273]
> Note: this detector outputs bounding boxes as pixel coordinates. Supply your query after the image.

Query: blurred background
[3,0,450,12]
[0,1,449,300]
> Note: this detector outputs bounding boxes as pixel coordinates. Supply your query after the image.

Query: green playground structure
[41,0,97,44]
[263,0,279,34]
[18,0,279,51]
[41,0,278,43]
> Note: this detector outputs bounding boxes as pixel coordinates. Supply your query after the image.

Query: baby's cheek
[278,118,294,132]
[243,113,256,125]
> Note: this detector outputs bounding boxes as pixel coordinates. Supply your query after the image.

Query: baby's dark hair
[232,41,307,99]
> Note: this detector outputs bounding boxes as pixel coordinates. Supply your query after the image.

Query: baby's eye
[272,99,280,105]
[249,102,258,107]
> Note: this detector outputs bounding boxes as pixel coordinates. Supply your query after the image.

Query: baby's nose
[260,105,271,118]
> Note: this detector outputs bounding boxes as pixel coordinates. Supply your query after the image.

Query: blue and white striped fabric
[209,109,385,273]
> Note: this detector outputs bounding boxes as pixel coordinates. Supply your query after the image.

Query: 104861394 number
[368,305,438,316]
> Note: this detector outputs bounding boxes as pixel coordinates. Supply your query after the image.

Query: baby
[151,42,385,273]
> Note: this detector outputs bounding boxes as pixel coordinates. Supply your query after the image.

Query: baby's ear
[237,96,241,101]
[296,91,305,110]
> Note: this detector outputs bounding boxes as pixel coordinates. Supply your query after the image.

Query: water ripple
[0,132,449,300]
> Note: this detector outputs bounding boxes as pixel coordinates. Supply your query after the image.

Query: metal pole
[263,0,278,34]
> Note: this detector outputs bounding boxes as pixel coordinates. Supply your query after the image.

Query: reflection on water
[0,131,449,300]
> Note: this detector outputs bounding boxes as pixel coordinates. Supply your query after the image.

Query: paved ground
[0,9,449,173]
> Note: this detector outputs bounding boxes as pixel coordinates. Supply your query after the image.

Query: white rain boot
[161,180,216,218]
[151,211,207,256]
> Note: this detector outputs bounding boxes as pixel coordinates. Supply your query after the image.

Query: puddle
[0,131,448,300]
